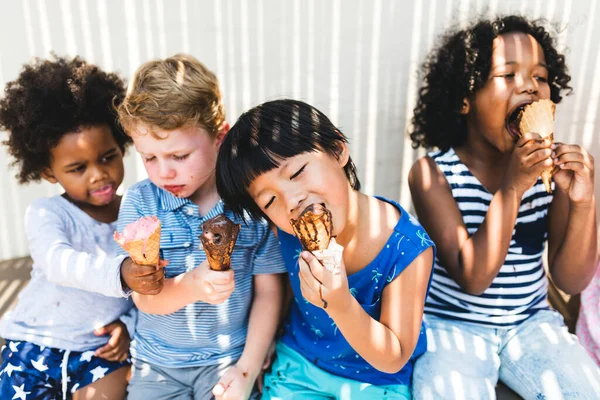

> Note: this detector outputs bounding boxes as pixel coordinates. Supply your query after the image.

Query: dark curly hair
[409,15,572,151]
[0,55,131,183]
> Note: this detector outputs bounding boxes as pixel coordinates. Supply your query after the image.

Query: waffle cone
[199,215,241,271]
[518,99,556,193]
[290,204,333,252]
[114,221,161,266]
[518,99,555,139]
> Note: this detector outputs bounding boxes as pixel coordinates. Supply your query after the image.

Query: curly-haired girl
[0,56,134,400]
[408,15,600,398]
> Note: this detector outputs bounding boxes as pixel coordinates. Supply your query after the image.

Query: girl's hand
[212,364,254,400]
[298,249,350,313]
[93,320,130,362]
[502,133,554,196]
[551,142,595,204]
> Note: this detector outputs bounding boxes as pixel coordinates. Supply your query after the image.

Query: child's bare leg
[73,366,130,400]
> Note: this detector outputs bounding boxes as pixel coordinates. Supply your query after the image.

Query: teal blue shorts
[261,342,411,399]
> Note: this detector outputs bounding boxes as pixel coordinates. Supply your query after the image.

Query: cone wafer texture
[291,204,341,274]
[114,216,161,265]
[290,203,333,252]
[518,99,556,193]
[200,215,241,271]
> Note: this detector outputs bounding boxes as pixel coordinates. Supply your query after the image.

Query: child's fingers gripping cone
[517,99,556,193]
[115,216,169,294]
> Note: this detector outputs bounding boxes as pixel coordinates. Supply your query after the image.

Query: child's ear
[460,98,471,115]
[215,121,230,148]
[337,141,350,168]
[41,168,58,184]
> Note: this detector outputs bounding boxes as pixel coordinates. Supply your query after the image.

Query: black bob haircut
[216,99,360,221]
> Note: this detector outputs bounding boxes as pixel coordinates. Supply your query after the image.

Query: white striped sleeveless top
[425,148,553,328]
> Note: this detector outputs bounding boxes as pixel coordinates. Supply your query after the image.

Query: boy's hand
[93,320,130,362]
[212,365,253,400]
[502,132,554,196]
[298,250,350,313]
[551,142,595,204]
[121,257,168,295]
[187,259,235,304]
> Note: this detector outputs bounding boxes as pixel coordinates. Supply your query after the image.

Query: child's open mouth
[505,102,532,140]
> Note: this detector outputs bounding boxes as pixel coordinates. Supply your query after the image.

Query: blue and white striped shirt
[117,179,286,367]
[425,148,552,328]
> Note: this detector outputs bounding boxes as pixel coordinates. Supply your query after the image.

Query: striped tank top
[425,148,553,328]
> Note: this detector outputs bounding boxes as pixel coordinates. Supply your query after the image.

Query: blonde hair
[117,54,225,138]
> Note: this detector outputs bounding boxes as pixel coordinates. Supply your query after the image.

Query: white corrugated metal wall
[0,0,598,261]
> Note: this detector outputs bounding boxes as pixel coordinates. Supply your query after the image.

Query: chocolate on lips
[199,214,241,271]
[290,203,333,252]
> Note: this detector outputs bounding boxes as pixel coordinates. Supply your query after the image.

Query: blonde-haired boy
[117,54,285,400]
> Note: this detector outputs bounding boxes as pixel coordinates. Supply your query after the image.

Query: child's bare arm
[409,156,518,294]
[132,259,235,314]
[409,135,552,294]
[214,273,284,398]
[546,144,597,294]
[305,248,433,373]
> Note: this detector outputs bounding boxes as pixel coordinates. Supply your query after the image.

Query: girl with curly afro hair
[407,15,599,398]
[0,56,134,400]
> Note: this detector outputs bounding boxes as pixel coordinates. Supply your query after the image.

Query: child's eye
[100,154,116,163]
[68,165,85,173]
[535,76,548,83]
[173,154,189,161]
[499,73,515,79]
[264,196,275,210]
[290,164,306,180]
[144,156,156,162]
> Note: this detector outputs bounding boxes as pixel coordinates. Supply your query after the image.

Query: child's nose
[517,75,538,95]
[286,192,307,216]
[89,166,108,182]
[158,160,176,179]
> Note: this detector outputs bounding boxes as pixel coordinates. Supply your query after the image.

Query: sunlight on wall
[0,0,599,260]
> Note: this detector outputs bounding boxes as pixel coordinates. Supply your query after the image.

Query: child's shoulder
[29,194,65,210]
[408,150,460,203]
[28,195,74,220]
[375,197,434,256]
[229,211,271,239]
[126,178,158,195]
[26,196,83,232]
[123,179,161,205]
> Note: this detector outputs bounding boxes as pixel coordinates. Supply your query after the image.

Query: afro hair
[409,15,572,151]
[0,55,131,183]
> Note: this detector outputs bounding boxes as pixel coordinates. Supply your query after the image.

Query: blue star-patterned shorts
[0,340,130,400]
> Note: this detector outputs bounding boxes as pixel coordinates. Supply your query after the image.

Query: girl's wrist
[499,183,524,200]
[570,196,596,210]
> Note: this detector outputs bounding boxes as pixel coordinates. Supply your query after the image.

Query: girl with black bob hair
[217,99,360,221]
[408,15,599,398]
[217,99,435,399]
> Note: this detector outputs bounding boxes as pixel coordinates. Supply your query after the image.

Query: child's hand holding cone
[115,216,168,294]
